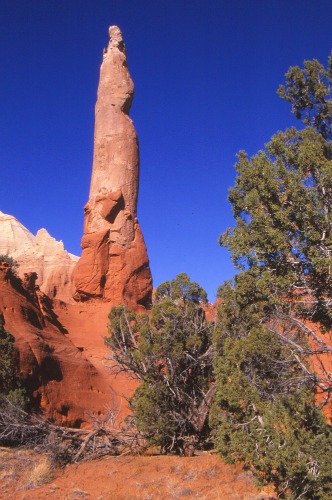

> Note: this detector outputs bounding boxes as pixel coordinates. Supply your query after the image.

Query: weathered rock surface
[0,259,114,426]
[0,26,152,425]
[0,211,78,303]
[73,26,152,309]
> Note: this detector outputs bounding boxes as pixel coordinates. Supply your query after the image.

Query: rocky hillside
[0,259,116,426]
[0,211,78,303]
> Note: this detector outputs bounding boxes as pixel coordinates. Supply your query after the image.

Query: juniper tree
[219,54,332,394]
[212,54,332,498]
[105,273,214,454]
[0,312,16,394]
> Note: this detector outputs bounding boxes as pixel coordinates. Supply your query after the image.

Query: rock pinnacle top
[108,25,125,50]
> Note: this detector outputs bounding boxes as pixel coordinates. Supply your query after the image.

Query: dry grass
[69,489,90,498]
[0,465,17,482]
[0,448,29,491]
[0,448,275,499]
[204,464,220,477]
[169,463,184,474]
[167,479,180,499]
[183,468,199,481]
[22,457,53,489]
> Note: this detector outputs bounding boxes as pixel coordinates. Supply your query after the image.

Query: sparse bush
[106,273,215,455]
[0,310,29,425]
[47,434,74,467]
[0,254,19,277]
[0,312,17,393]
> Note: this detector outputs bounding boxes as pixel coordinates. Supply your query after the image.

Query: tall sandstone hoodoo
[73,26,152,309]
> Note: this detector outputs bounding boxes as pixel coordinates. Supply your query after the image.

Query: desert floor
[0,448,276,499]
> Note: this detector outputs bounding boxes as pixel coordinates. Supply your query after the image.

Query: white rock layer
[0,211,78,302]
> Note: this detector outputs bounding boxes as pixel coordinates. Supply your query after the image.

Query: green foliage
[106,305,149,379]
[0,311,27,418]
[106,274,214,454]
[213,54,332,498]
[212,323,332,498]
[155,272,208,304]
[221,55,332,326]
[220,126,332,327]
[278,52,332,140]
[0,312,17,393]
[0,254,19,278]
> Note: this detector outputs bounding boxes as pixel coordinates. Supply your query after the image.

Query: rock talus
[73,26,152,309]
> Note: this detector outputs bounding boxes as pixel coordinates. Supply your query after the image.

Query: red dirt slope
[0,262,115,427]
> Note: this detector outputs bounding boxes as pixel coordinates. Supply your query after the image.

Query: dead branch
[0,397,146,464]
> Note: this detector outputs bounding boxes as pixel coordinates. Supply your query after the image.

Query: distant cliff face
[73,26,152,310]
[0,211,78,303]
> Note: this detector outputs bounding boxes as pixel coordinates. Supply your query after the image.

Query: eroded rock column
[73,26,152,309]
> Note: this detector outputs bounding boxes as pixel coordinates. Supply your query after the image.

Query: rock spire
[73,26,152,309]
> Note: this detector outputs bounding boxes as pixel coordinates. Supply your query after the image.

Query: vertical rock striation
[73,26,152,309]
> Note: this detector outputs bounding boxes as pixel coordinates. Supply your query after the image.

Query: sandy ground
[0,449,276,499]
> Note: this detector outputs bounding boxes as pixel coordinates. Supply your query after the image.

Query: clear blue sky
[1,1,331,300]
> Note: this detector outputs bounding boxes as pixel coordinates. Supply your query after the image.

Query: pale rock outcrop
[73,26,152,309]
[0,211,35,254]
[0,211,78,303]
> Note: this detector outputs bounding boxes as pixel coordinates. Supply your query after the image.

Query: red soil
[0,449,276,499]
